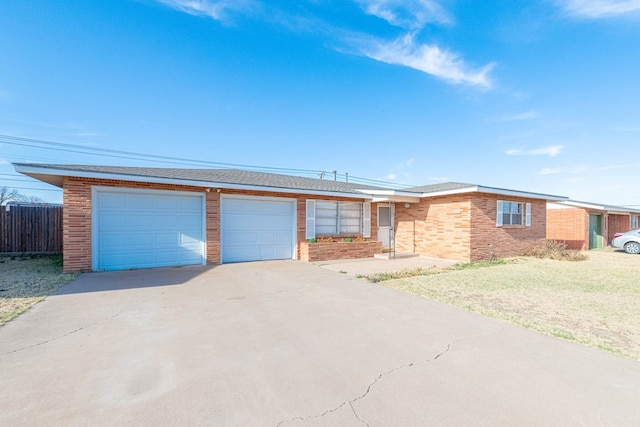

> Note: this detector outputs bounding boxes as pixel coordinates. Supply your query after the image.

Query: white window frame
[496,200,531,227]
[632,215,639,229]
[306,200,371,239]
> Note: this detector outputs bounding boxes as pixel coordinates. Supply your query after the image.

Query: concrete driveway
[1,261,639,426]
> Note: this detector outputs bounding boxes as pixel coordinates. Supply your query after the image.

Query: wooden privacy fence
[0,206,63,253]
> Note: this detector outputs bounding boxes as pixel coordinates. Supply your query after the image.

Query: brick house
[547,201,640,250]
[15,163,566,272]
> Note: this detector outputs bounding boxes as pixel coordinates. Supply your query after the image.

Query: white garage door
[93,188,205,271]
[221,196,295,263]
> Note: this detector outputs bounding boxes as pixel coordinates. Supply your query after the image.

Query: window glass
[378,206,391,227]
[315,201,362,235]
[500,201,524,225]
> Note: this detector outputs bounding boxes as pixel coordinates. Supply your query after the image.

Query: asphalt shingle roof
[402,182,476,193]
[14,163,392,194]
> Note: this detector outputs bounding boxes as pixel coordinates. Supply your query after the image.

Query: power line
[5,186,61,192]
[1,134,417,188]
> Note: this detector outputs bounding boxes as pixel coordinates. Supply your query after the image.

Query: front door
[378,204,392,250]
[589,213,603,249]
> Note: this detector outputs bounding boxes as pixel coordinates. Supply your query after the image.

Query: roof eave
[356,189,421,203]
[419,185,566,201]
[13,164,374,200]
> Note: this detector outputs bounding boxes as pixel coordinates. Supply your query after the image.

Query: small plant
[524,240,587,261]
[449,258,507,270]
[343,237,353,243]
[360,267,438,283]
[307,238,317,243]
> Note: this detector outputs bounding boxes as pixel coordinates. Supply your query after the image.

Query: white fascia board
[419,186,478,198]
[475,186,567,201]
[14,164,373,200]
[357,189,421,203]
[551,200,640,214]
[419,185,567,201]
[560,201,606,210]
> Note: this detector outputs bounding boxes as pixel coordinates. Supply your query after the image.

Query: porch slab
[316,254,459,277]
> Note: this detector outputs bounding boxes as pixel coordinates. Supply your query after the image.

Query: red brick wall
[546,208,589,250]
[607,214,631,243]
[61,177,374,271]
[394,193,547,262]
[299,241,382,262]
[394,194,472,261]
[62,178,93,272]
[470,194,546,260]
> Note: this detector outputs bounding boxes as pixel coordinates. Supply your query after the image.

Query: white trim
[420,185,566,202]
[91,186,206,271]
[220,194,297,263]
[14,164,373,200]
[552,200,640,214]
[362,202,371,238]
[356,189,421,203]
[306,200,316,240]
[525,203,531,227]
[496,200,503,227]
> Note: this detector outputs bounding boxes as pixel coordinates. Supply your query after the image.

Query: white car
[611,229,640,254]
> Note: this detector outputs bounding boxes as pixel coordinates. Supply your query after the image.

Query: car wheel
[624,241,640,255]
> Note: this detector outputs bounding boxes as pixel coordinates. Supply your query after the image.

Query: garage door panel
[179,214,203,228]
[95,190,205,271]
[156,215,180,227]
[129,195,155,210]
[221,197,295,263]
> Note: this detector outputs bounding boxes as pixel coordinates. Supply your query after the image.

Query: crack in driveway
[0,313,121,357]
[276,342,454,427]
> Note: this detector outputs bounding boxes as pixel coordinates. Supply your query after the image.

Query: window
[306,200,371,239]
[632,215,639,229]
[496,200,531,227]
[315,201,361,234]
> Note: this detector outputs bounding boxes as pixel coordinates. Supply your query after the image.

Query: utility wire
[1,134,415,189]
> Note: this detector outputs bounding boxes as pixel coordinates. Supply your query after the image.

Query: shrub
[524,240,587,261]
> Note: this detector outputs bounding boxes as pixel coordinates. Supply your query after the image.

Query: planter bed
[300,240,383,262]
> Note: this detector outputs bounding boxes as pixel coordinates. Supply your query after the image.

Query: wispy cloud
[506,145,563,157]
[355,0,451,28]
[155,1,495,89]
[496,111,540,122]
[360,34,494,88]
[155,0,258,22]
[600,164,631,171]
[538,165,587,175]
[557,0,640,18]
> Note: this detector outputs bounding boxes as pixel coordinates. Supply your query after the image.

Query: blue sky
[1,0,639,206]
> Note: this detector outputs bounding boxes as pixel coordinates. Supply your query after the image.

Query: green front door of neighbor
[589,214,603,249]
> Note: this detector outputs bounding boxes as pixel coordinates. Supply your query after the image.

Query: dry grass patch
[374,249,640,359]
[0,255,79,326]
[524,240,587,261]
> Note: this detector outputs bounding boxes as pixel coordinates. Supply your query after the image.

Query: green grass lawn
[372,249,640,360]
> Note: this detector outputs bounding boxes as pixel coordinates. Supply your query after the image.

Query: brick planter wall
[299,241,383,262]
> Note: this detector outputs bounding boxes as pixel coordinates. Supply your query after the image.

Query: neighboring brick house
[15,163,566,271]
[547,201,640,251]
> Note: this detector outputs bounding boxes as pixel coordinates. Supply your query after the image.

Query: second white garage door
[221,196,296,263]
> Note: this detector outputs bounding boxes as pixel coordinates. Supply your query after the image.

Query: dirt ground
[0,255,78,326]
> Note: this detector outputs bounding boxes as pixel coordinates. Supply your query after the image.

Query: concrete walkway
[1,260,639,426]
